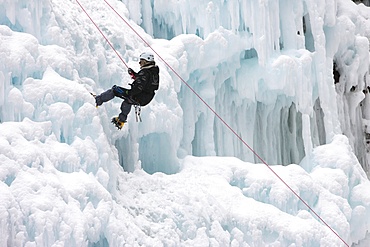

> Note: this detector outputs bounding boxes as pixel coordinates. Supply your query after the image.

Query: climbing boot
[111,117,126,130]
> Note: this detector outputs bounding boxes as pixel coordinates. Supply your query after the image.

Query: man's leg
[95,89,115,106]
[119,100,132,122]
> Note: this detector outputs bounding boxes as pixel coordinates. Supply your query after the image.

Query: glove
[128,68,136,79]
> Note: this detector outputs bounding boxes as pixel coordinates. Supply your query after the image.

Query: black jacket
[129,63,159,106]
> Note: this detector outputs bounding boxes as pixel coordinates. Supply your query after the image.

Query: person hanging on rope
[94,52,159,129]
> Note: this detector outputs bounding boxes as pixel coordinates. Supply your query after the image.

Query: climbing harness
[112,85,142,122]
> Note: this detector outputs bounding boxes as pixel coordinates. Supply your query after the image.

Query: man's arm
[130,70,147,96]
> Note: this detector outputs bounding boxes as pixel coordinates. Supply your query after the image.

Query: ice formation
[1,0,370,246]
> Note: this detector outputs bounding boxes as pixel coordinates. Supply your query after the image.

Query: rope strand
[75,0,129,69]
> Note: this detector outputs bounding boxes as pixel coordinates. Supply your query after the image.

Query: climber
[94,52,159,129]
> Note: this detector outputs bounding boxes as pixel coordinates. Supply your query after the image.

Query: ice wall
[124,0,370,173]
[2,0,370,175]
[1,0,370,246]
[0,0,182,174]
[332,0,370,174]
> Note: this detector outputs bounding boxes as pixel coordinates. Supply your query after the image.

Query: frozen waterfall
[1,0,370,246]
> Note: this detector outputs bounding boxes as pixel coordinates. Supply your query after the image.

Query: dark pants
[97,87,134,122]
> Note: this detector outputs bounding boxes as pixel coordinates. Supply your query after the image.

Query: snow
[1,0,370,246]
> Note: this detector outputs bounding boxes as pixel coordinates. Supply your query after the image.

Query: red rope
[75,0,128,69]
[76,0,349,245]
